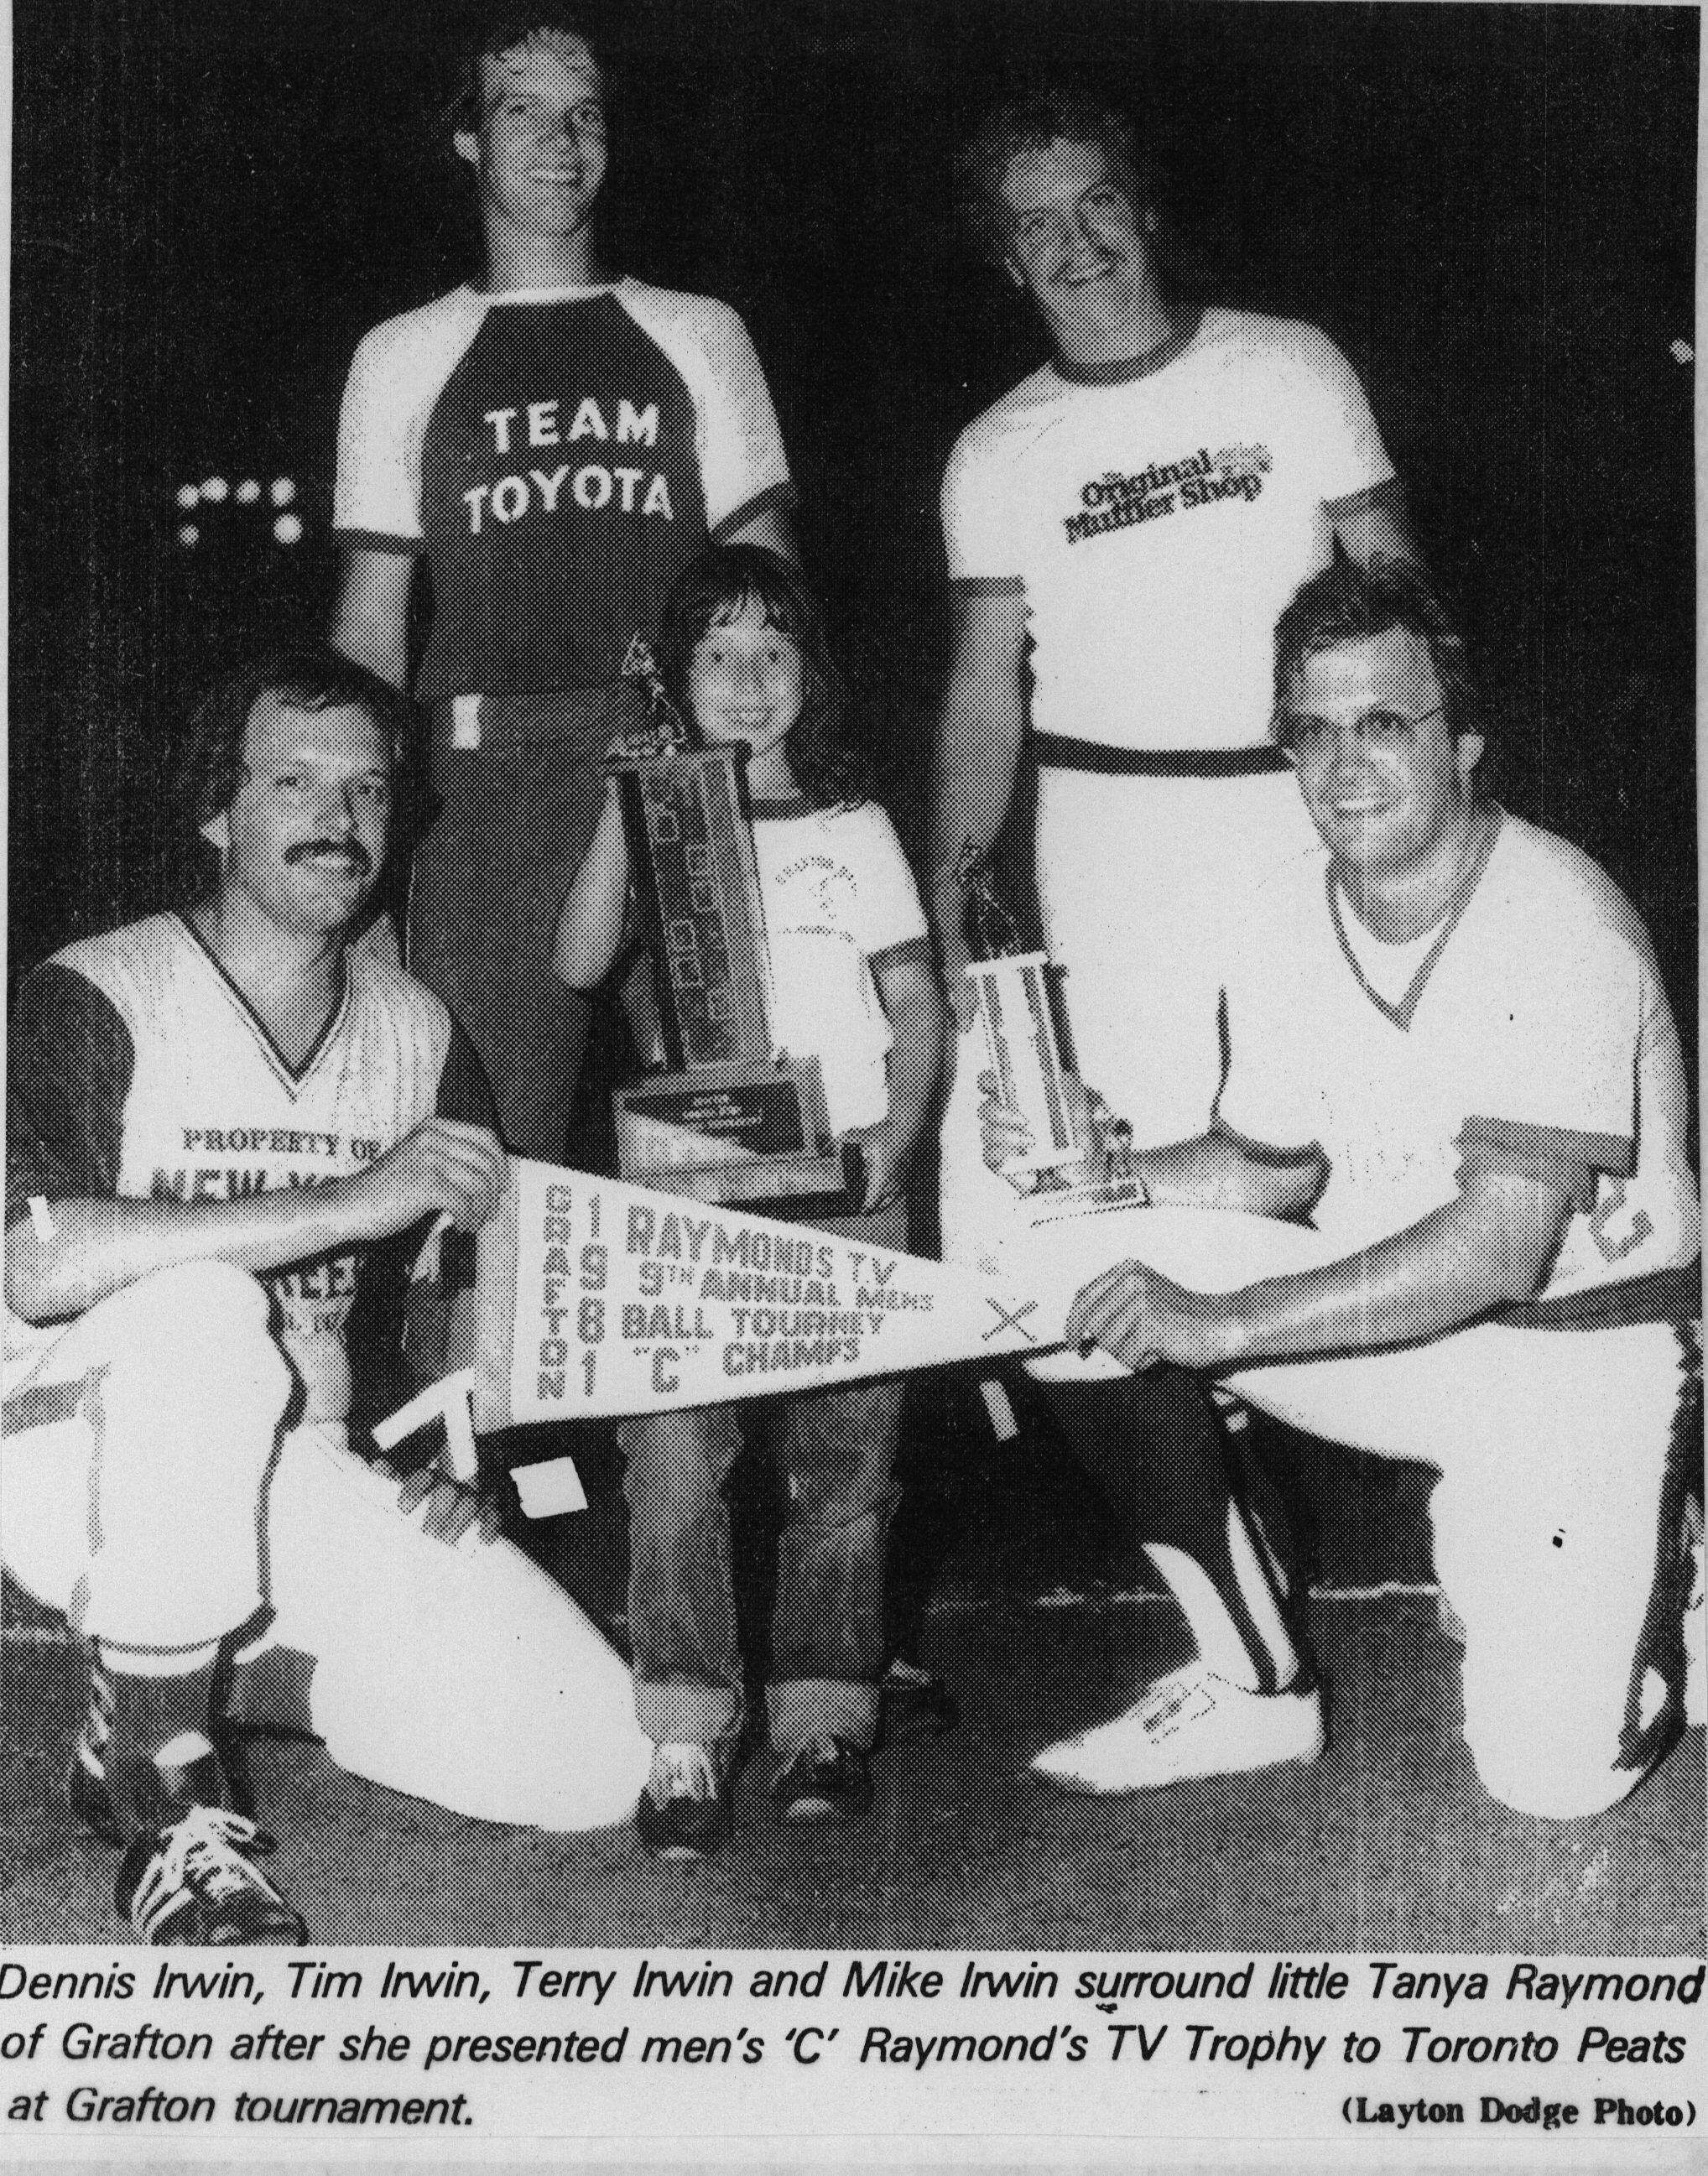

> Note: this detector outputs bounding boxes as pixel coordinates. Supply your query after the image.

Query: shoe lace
[153,1807,278,1910]
[1137,1669,1214,1736]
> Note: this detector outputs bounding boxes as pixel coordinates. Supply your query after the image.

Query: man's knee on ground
[1464,1685,1653,1823]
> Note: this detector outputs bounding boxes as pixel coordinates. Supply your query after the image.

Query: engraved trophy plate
[610,640,857,1212]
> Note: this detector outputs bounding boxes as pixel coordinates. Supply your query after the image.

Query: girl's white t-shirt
[749,799,930,1136]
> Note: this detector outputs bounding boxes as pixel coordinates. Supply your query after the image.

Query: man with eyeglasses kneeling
[982,559,1700,1821]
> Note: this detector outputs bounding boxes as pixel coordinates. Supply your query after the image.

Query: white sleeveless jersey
[6,914,485,1417]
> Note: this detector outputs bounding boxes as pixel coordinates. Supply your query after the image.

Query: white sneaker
[1030,1665,1325,1793]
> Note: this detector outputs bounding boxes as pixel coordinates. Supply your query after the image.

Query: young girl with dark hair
[556,545,947,1856]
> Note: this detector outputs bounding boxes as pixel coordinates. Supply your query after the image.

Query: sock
[96,1641,221,1841]
[75,1653,117,1782]
[1042,1371,1308,1695]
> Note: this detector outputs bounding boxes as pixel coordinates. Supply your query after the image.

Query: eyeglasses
[1272,706,1446,760]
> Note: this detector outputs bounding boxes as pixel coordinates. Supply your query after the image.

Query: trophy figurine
[607,638,858,1210]
[959,844,1144,1217]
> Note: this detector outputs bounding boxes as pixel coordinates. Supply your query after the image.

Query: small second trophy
[960,846,1146,1221]
[608,640,859,1212]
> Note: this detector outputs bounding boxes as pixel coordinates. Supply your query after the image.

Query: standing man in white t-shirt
[331,10,796,1163]
[930,85,1420,1770]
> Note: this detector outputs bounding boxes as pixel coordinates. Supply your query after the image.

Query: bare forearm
[1328,476,1421,575]
[928,592,1029,928]
[6,1188,365,1323]
[1065,1164,1573,1381]
[1216,1185,1568,1366]
[555,790,630,989]
[330,553,412,692]
[929,684,1023,923]
[877,978,950,1161]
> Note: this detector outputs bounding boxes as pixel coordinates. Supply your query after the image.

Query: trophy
[960,845,1145,1219]
[607,639,859,1211]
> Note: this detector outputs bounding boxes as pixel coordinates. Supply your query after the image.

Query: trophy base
[645,1146,862,1217]
[1023,1175,1151,1229]
[615,1061,862,1216]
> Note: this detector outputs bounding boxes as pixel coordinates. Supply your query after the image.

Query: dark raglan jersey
[333,280,794,705]
[5,914,493,1422]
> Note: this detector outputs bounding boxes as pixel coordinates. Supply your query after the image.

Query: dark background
[10,1,1698,1078]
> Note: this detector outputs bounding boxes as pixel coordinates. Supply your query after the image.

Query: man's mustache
[284,839,373,875]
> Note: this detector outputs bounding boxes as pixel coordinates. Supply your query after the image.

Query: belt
[427,682,643,758]
[1033,731,1292,778]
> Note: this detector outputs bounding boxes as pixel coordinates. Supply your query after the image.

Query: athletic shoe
[1030,1665,1325,1794]
[116,1806,305,1945]
[635,1744,732,1861]
[879,1659,961,1747]
[773,1738,873,1824]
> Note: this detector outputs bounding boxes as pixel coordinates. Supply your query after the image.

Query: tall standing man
[931,86,1420,1759]
[331,10,796,1160]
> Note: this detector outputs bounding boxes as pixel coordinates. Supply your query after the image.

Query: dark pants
[409,685,643,1162]
[1038,1368,1302,1694]
[617,1200,909,1756]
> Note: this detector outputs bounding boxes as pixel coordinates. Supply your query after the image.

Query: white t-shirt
[751,799,930,1137]
[941,310,1394,752]
[1216,812,1699,1304]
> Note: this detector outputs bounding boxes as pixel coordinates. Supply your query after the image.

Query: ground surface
[3,1379,1702,1955]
